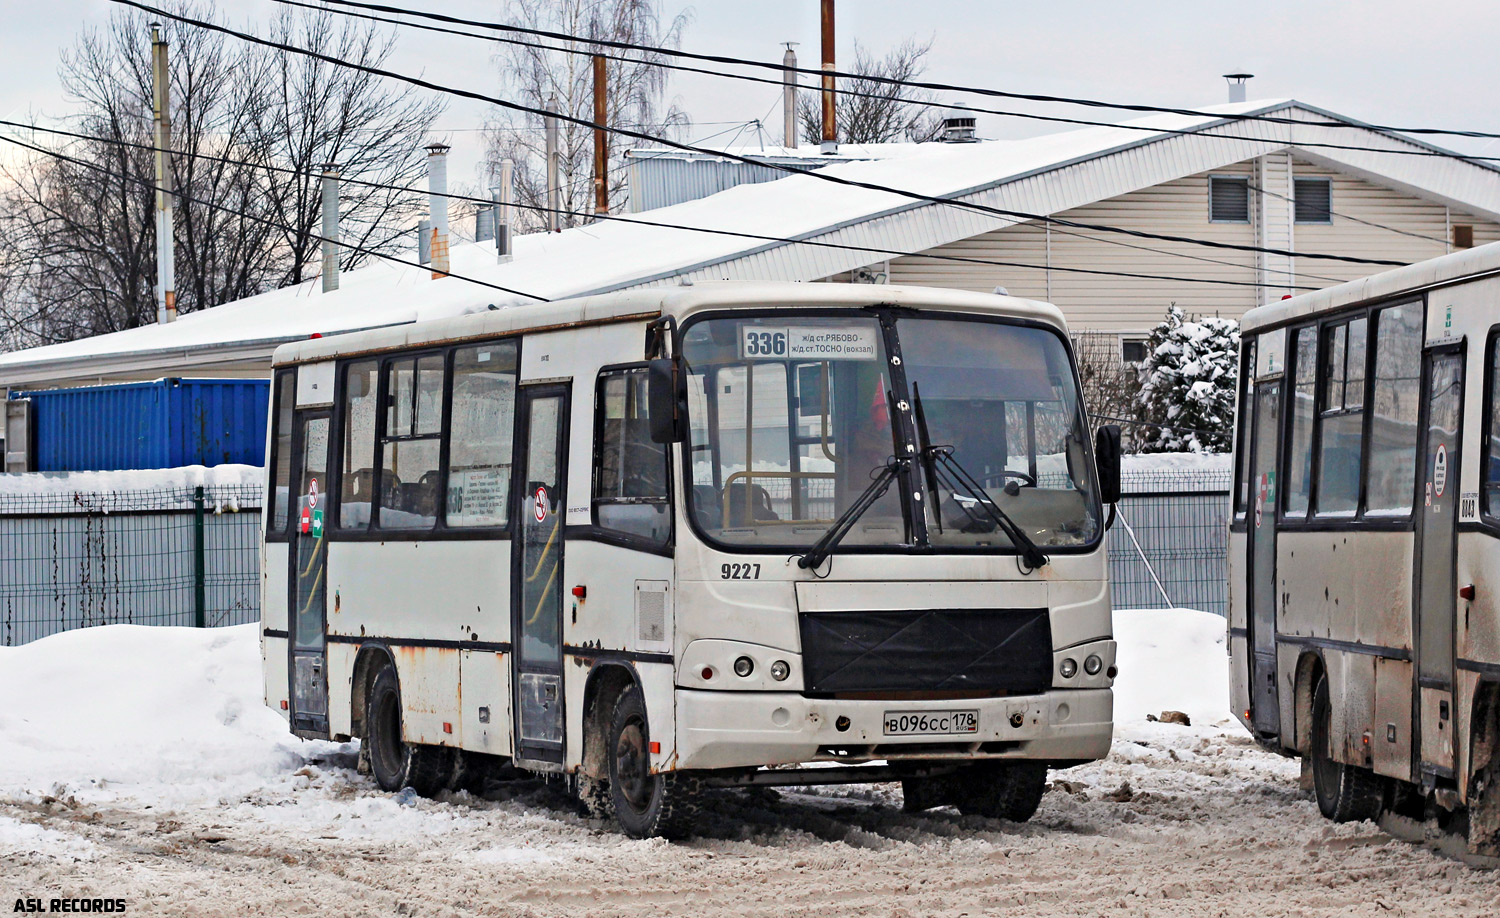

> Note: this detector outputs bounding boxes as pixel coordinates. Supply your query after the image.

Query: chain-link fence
[1109,467,1232,615]
[0,484,262,646]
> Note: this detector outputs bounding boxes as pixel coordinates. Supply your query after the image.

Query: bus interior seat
[693,485,723,529]
[724,482,780,527]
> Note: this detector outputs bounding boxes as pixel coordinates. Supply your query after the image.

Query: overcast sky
[5,0,1500,186]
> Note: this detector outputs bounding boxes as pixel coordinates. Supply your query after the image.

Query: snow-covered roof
[624,141,929,162]
[1242,239,1500,332]
[6,98,1500,387]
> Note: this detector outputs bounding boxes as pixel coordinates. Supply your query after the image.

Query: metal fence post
[193,486,206,628]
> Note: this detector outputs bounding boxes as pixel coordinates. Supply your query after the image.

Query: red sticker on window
[534,486,548,522]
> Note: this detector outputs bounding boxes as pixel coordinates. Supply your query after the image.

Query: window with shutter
[1209,176,1251,223]
[1294,178,1333,224]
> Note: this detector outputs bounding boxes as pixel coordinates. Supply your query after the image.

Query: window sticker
[740,326,878,361]
[533,485,549,522]
[1434,444,1449,498]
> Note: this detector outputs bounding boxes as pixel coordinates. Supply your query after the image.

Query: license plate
[882,710,979,736]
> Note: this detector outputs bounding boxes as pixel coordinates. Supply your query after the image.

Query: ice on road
[2,612,1496,917]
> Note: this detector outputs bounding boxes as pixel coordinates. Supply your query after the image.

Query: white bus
[1229,245,1500,855]
[261,282,1122,837]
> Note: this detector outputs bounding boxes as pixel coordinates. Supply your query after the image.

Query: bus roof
[1241,240,1500,334]
[270,282,1067,366]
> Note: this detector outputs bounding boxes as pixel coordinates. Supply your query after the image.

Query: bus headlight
[1084,654,1103,676]
[769,660,790,681]
[1059,658,1078,679]
[733,656,755,678]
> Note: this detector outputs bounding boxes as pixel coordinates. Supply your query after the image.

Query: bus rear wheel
[1311,674,1384,823]
[956,761,1048,822]
[606,685,701,839]
[365,664,450,798]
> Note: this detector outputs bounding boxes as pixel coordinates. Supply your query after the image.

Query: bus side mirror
[1095,424,1122,504]
[648,357,687,444]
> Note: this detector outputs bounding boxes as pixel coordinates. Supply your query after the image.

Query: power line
[300,0,1500,143]
[270,0,1500,167]
[0,118,1321,291]
[116,0,1406,269]
[0,132,549,305]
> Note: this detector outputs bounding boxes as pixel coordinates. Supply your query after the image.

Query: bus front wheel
[956,762,1048,822]
[365,664,450,798]
[606,685,701,839]
[1311,674,1384,823]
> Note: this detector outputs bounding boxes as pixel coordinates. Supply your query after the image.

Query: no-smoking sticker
[1434,444,1448,498]
[533,485,548,522]
[308,477,319,508]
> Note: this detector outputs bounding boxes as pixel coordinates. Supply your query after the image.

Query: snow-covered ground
[2,611,1496,917]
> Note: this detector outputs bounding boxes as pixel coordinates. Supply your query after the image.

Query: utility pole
[593,54,608,217]
[150,23,176,323]
[782,43,799,149]
[820,0,837,155]
[320,164,340,293]
[546,93,560,232]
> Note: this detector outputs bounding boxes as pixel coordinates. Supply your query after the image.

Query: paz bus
[261,282,1122,838]
[1230,244,1500,855]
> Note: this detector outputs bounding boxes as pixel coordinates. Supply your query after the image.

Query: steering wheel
[975,469,1036,488]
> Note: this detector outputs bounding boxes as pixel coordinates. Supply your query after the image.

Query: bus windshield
[681,311,1100,554]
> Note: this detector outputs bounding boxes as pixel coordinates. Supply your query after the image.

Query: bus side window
[1233,338,1256,518]
[269,370,295,534]
[1367,303,1423,515]
[594,367,671,544]
[1486,333,1500,519]
[377,354,443,529]
[447,342,518,528]
[1284,325,1319,517]
[338,360,380,530]
[1315,317,1366,515]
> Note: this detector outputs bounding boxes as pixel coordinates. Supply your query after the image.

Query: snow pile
[1111,607,1237,733]
[0,623,323,806]
[0,463,262,496]
[1136,306,1240,453]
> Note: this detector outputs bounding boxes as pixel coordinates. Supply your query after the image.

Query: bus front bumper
[673,687,1112,771]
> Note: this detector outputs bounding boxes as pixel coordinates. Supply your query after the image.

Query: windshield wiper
[796,459,904,570]
[909,385,1049,570]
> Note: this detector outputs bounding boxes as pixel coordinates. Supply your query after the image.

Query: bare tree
[259,7,443,285]
[799,38,942,145]
[483,0,691,232]
[1073,330,1147,453]
[0,3,443,347]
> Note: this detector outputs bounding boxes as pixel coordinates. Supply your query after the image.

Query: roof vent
[941,110,978,143]
[1223,73,1253,104]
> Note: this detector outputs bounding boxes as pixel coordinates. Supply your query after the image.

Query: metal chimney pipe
[150,23,176,323]
[820,0,837,154]
[497,158,514,263]
[782,43,799,149]
[426,143,450,277]
[417,218,432,265]
[593,55,609,217]
[546,93,560,232]
[320,164,340,293]
[1224,73,1253,104]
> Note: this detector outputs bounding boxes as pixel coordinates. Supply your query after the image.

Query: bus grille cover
[798,608,1053,694]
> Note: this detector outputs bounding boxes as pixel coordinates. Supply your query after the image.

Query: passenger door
[512,384,570,765]
[1414,347,1463,780]
[1247,381,1282,736]
[288,409,331,738]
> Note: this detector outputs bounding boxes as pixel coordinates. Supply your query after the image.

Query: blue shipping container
[11,378,270,471]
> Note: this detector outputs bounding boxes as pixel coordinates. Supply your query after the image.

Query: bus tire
[365,664,450,798]
[606,685,701,839]
[1311,675,1383,823]
[956,761,1048,822]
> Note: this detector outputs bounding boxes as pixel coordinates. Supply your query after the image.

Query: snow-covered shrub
[1135,306,1240,453]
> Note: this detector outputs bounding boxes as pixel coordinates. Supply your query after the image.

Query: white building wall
[880,158,1500,336]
